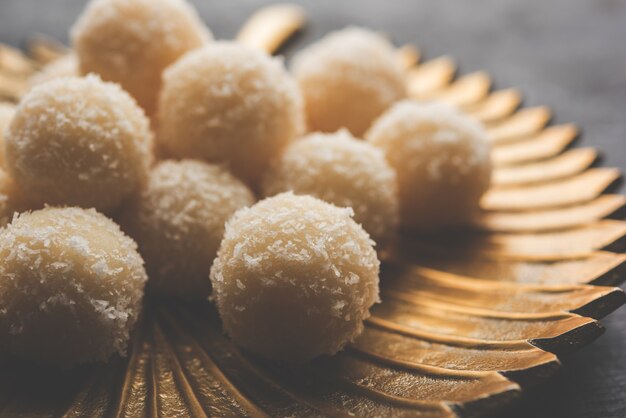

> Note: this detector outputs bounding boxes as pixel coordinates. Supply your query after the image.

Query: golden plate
[0,5,625,417]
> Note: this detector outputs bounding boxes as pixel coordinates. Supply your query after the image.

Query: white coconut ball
[292,27,407,136]
[121,160,255,298]
[4,75,153,213]
[0,207,147,365]
[71,0,212,114]
[211,193,380,362]
[366,100,492,229]
[156,42,304,187]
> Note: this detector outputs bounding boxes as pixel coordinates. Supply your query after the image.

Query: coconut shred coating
[72,0,211,114]
[262,130,399,246]
[0,207,147,365]
[156,42,304,187]
[367,100,492,229]
[121,160,255,299]
[292,26,407,136]
[210,192,380,362]
[4,75,153,213]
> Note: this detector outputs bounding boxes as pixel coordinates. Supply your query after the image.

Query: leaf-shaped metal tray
[0,5,624,418]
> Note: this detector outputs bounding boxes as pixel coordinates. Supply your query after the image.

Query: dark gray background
[1,1,625,417]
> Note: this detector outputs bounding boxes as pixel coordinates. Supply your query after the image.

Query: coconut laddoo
[292,27,407,137]
[211,192,380,362]
[0,207,147,365]
[366,101,492,229]
[4,75,153,213]
[156,42,304,187]
[262,130,398,245]
[71,0,211,114]
[121,160,255,299]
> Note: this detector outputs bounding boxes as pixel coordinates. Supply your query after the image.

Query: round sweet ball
[29,54,79,87]
[4,75,153,213]
[262,130,398,245]
[121,160,255,299]
[157,42,304,187]
[291,26,407,137]
[71,0,211,114]
[211,192,380,362]
[366,100,492,229]
[0,207,147,365]
[0,103,15,167]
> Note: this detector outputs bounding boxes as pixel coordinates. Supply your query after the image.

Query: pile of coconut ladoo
[0,0,492,365]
